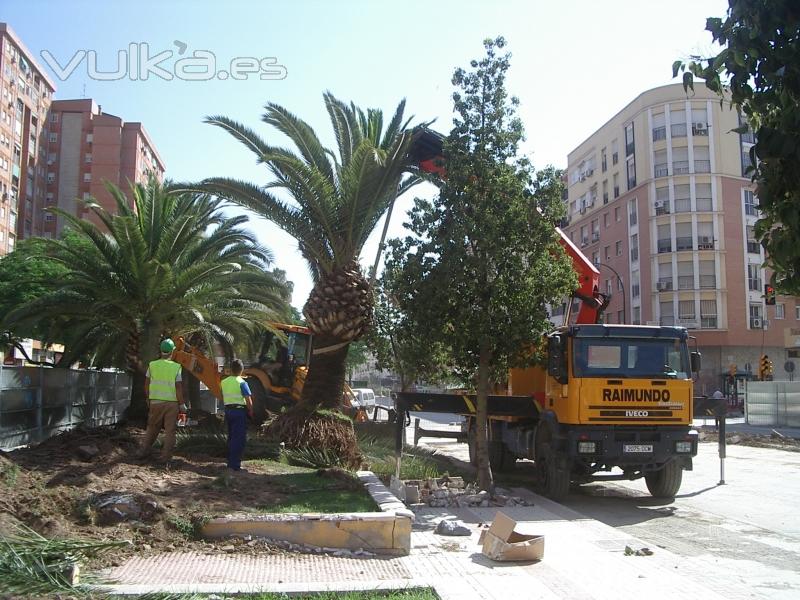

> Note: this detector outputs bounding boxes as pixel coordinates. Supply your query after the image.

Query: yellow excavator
[172,323,360,422]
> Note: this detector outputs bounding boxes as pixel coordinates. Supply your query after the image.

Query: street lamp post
[596,262,626,324]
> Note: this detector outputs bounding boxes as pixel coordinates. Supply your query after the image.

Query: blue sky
[4,0,727,309]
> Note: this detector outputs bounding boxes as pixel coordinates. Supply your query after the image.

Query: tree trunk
[128,369,148,421]
[182,368,200,410]
[475,339,494,493]
[301,333,349,409]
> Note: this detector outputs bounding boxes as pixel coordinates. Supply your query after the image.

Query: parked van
[350,388,376,409]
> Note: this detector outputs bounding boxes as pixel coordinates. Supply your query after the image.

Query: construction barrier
[744,381,800,427]
[0,365,130,450]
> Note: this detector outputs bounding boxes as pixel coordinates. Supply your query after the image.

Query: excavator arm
[172,337,222,400]
[408,127,609,324]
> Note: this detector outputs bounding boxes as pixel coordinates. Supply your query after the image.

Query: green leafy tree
[184,94,424,412]
[390,38,576,491]
[4,178,289,416]
[364,267,451,392]
[674,0,800,292]
[344,340,369,384]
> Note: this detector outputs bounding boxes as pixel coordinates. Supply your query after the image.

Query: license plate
[623,444,653,453]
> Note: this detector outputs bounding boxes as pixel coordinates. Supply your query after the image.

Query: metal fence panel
[745,381,800,427]
[0,365,131,450]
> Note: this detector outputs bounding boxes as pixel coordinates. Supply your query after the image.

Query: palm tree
[4,178,289,416]
[188,93,423,409]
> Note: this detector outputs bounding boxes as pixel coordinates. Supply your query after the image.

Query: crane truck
[395,129,702,500]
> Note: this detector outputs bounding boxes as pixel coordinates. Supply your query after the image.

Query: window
[692,108,709,135]
[83,173,91,182]
[746,226,760,254]
[694,146,710,173]
[632,306,641,325]
[572,337,688,378]
[613,173,620,198]
[47,172,55,183]
[747,264,761,291]
[796,305,800,320]
[658,262,673,290]
[699,260,716,288]
[654,150,668,177]
[602,180,609,204]
[615,240,622,256]
[85,153,92,163]
[50,113,58,123]
[632,271,640,298]
[744,190,757,216]
[630,234,638,262]
[674,184,691,212]
[672,147,689,174]
[652,113,666,141]
[696,183,712,211]
[601,147,607,172]
[678,261,694,289]
[625,156,636,190]
[44,213,54,222]
[49,133,57,143]
[749,303,763,329]
[617,276,624,292]
[611,139,619,165]
[657,224,671,253]
[624,123,635,156]
[605,278,612,295]
[676,222,693,251]
[655,186,670,215]
[701,299,717,328]
[671,109,687,137]
[697,222,714,249]
[592,251,599,265]
[629,199,637,225]
[618,310,624,324]
[604,245,610,261]
[86,133,93,143]
[660,301,675,326]
[679,300,695,322]
[776,303,785,320]
[614,206,620,222]
[603,212,609,228]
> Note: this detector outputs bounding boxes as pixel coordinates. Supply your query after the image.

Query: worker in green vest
[138,338,184,463]
[221,359,253,471]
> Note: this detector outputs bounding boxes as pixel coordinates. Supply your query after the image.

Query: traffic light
[759,354,774,381]
[764,283,776,305]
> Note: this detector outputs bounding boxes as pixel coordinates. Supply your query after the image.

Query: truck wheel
[645,460,683,498]
[488,440,505,471]
[535,427,570,501]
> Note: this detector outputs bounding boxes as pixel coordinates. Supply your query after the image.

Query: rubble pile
[395,475,533,508]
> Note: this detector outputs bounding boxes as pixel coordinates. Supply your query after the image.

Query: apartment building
[0,23,56,255]
[564,83,796,391]
[45,98,165,236]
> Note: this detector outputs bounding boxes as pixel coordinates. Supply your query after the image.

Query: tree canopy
[674,0,800,292]
[389,38,576,489]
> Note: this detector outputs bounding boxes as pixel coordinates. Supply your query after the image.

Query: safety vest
[148,359,182,402]
[221,375,246,406]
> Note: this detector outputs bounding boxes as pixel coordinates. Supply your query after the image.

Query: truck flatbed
[394,391,539,419]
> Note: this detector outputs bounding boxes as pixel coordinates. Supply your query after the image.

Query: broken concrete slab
[435,519,471,536]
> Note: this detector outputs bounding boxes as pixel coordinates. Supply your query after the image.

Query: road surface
[408,414,800,600]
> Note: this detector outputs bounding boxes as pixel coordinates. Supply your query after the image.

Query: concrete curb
[199,470,412,555]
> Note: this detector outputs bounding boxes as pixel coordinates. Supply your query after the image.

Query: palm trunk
[128,369,148,421]
[301,334,349,409]
[475,339,494,493]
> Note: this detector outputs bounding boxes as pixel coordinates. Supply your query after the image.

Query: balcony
[652,126,667,141]
[699,275,716,288]
[697,237,715,250]
[673,160,690,175]
[671,123,687,137]
[657,240,672,253]
[654,164,669,178]
[694,160,711,173]
[676,236,694,251]
[692,123,709,136]
[632,284,640,298]
[631,247,638,261]
[655,203,670,215]
[603,192,609,204]
[591,232,600,243]
[748,278,762,292]
[613,186,620,198]
[747,240,760,254]
[678,275,694,290]
[701,316,718,329]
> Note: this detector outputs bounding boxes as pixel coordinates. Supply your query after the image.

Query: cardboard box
[479,512,544,562]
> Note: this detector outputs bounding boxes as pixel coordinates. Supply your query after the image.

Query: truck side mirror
[691,351,702,373]
[548,336,568,384]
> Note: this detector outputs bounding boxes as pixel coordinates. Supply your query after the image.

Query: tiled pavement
[102,486,729,599]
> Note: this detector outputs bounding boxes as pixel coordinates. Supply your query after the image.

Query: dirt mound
[700,428,800,452]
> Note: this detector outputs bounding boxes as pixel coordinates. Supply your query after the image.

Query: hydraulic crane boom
[408,128,609,324]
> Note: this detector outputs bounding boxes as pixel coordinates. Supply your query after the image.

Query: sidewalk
[101,486,730,599]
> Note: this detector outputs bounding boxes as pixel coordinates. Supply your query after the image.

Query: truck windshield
[288,333,311,366]
[573,337,690,379]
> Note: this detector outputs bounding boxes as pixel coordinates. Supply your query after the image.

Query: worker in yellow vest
[221,359,254,471]
[138,338,184,463]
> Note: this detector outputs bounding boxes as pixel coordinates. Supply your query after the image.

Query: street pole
[596,263,626,324]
